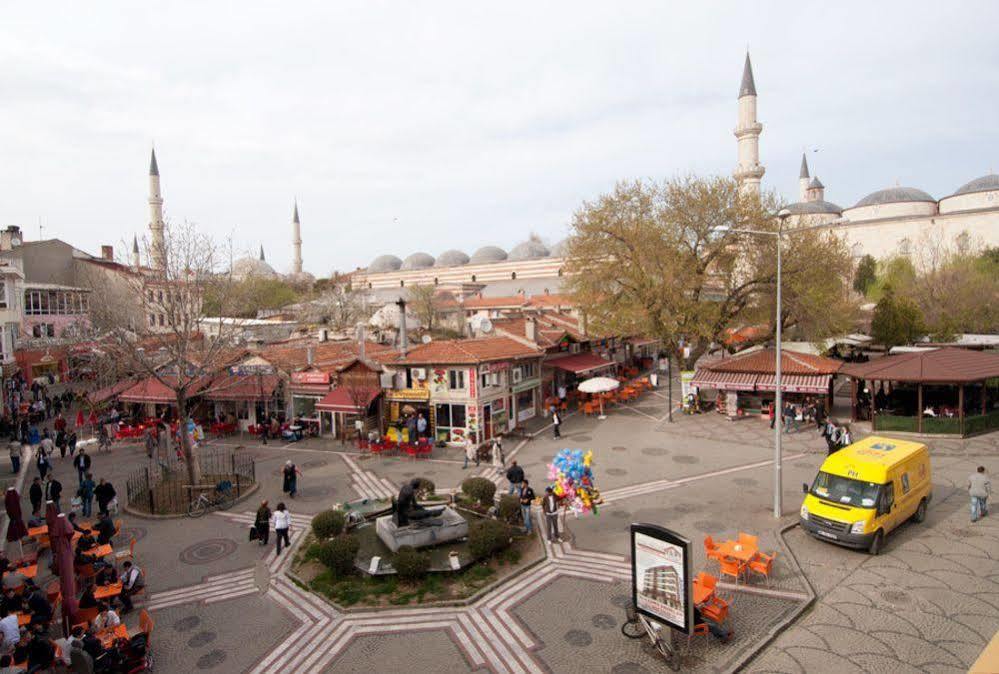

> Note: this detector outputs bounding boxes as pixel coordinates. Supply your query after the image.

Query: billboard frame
[630,522,693,634]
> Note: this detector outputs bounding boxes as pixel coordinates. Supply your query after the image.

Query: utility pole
[666,350,673,423]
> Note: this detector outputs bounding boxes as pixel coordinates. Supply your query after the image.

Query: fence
[126,448,255,515]
[874,410,999,437]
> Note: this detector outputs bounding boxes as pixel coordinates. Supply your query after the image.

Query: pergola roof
[839,348,999,384]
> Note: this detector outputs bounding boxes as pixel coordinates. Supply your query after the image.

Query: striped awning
[689,370,759,391]
[755,374,832,394]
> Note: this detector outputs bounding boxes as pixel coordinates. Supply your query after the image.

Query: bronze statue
[395,478,444,526]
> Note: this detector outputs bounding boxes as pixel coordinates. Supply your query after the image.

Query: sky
[2,2,998,277]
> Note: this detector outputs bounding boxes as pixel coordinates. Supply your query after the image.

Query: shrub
[393,545,430,582]
[496,494,521,524]
[316,534,360,577]
[312,509,347,539]
[468,519,512,559]
[461,477,496,506]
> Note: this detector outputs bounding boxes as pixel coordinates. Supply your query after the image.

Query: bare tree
[407,284,443,336]
[302,274,368,334]
[83,221,247,487]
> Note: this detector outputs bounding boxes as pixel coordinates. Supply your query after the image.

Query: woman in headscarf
[254,500,271,545]
[282,461,302,498]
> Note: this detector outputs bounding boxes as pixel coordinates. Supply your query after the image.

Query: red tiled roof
[86,379,136,405]
[839,347,999,384]
[316,387,381,413]
[526,294,575,308]
[461,296,528,310]
[704,349,842,376]
[118,375,209,404]
[203,374,281,401]
[391,337,542,365]
[260,340,395,373]
[547,353,616,374]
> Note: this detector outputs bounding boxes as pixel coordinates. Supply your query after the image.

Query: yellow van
[800,435,931,555]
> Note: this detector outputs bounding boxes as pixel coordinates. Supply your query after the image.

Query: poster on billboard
[680,371,696,399]
[630,523,692,634]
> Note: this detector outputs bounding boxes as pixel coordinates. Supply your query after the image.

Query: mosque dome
[368,254,403,273]
[231,257,278,280]
[469,246,508,264]
[951,174,999,196]
[434,249,470,267]
[286,271,316,285]
[401,252,435,270]
[509,238,550,261]
[853,186,935,208]
[550,238,569,257]
[785,200,843,215]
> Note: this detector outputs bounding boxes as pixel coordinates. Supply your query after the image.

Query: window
[899,238,912,257]
[557,268,563,277]
[512,362,536,381]
[149,314,156,327]
[471,275,476,282]
[400,280,405,287]
[480,372,500,389]
[511,272,517,280]
[158,313,165,326]
[157,290,163,303]
[448,369,466,390]
[880,482,895,515]
[900,473,910,495]
[809,472,880,508]
[434,403,467,442]
[47,324,55,338]
[147,290,154,303]
[0,281,6,309]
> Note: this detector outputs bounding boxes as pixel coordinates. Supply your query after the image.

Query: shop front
[15,347,68,385]
[384,388,434,443]
[204,371,283,431]
[545,351,617,399]
[288,370,331,434]
[117,375,209,421]
[316,386,382,440]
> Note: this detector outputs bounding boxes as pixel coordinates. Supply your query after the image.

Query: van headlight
[850,521,866,534]
[800,505,809,520]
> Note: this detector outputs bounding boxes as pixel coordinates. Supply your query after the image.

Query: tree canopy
[870,285,925,349]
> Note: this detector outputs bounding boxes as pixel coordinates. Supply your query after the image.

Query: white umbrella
[577,377,620,419]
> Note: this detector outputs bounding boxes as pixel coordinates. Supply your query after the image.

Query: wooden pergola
[840,348,999,436]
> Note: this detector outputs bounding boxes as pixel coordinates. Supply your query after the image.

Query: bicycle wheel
[621,619,645,639]
[654,633,681,672]
[188,497,207,518]
[220,491,235,511]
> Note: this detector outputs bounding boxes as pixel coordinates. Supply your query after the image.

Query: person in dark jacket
[255,500,271,546]
[505,461,524,495]
[28,477,43,516]
[73,449,91,486]
[79,473,96,518]
[94,512,115,546]
[94,479,115,516]
[44,476,63,512]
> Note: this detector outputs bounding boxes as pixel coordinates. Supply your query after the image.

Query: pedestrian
[272,502,291,554]
[552,408,562,439]
[7,441,20,474]
[94,478,115,516]
[36,452,50,481]
[28,477,42,516]
[462,437,479,469]
[491,437,504,467]
[144,429,156,459]
[118,561,144,614]
[506,460,524,495]
[67,430,77,456]
[282,461,301,498]
[416,413,428,439]
[519,478,536,534]
[260,417,269,445]
[542,486,561,543]
[269,417,280,443]
[767,401,775,429]
[839,424,853,448]
[557,385,567,405]
[39,431,54,458]
[968,466,991,523]
[73,449,91,485]
[782,403,794,434]
[255,500,271,546]
[78,473,95,518]
[44,475,62,512]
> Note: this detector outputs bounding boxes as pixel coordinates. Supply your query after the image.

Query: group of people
[767,399,827,434]
[505,460,565,544]
[253,500,294,554]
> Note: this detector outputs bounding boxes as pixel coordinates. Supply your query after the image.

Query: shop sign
[386,388,430,401]
[229,364,275,376]
[478,361,510,375]
[512,377,540,394]
[292,371,329,385]
[468,368,477,398]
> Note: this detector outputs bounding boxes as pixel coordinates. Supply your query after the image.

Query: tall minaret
[132,235,141,269]
[799,153,810,201]
[291,201,303,275]
[734,52,765,198]
[148,148,166,270]
[259,245,266,261]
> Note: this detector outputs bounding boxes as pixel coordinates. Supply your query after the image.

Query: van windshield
[810,472,881,509]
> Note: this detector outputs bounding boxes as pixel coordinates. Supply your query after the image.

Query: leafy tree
[852,255,877,295]
[563,176,856,367]
[870,286,925,349]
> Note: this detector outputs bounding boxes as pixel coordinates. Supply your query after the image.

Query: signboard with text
[291,371,329,385]
[630,523,692,634]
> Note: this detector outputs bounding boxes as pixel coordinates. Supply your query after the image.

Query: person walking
[542,486,562,543]
[519,479,536,535]
[36,451,50,481]
[259,417,269,445]
[462,437,479,469]
[78,473,95,518]
[552,408,562,439]
[969,466,991,523]
[506,460,524,495]
[144,429,156,459]
[272,502,291,554]
[491,437,504,467]
[7,441,20,474]
[73,449,91,486]
[282,461,302,499]
[767,401,776,429]
[255,500,271,546]
[28,477,42,517]
[839,424,853,448]
[94,478,115,516]
[44,475,62,512]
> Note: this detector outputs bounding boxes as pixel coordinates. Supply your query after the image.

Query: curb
[123,481,261,520]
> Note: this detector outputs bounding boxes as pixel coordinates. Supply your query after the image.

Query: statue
[394,478,444,527]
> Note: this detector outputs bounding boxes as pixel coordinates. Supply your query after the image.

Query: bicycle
[620,602,681,671]
[187,480,235,518]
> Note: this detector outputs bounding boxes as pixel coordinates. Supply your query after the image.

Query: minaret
[291,201,303,275]
[806,176,825,202]
[799,153,810,201]
[132,235,140,269]
[259,245,266,261]
[734,52,765,198]
[148,148,166,270]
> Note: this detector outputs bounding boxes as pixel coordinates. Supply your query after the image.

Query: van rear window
[811,472,881,508]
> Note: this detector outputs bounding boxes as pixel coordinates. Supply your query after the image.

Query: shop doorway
[482,404,493,442]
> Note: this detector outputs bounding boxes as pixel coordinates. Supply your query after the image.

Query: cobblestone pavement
[7,390,995,673]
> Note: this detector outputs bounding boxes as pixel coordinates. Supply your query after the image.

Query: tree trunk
[176,391,202,487]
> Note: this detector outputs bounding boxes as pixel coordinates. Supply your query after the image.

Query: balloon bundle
[547,448,601,516]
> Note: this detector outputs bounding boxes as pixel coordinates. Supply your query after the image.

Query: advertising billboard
[630,523,692,634]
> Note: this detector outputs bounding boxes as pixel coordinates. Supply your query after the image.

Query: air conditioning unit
[512,370,523,384]
[411,368,427,380]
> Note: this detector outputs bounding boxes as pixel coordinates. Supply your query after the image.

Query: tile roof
[839,347,999,384]
[461,296,528,310]
[259,340,395,373]
[390,336,542,365]
[704,349,843,376]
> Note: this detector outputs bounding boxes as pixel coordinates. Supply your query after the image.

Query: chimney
[395,298,409,354]
[525,316,537,343]
[101,245,114,261]
[306,345,315,366]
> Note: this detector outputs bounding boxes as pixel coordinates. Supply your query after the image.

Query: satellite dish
[480,318,493,334]
[421,334,432,344]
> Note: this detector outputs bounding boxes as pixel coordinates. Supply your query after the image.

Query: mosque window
[400,280,405,287]
[471,275,476,282]
[434,277,439,286]
[511,272,517,280]
[557,268,563,277]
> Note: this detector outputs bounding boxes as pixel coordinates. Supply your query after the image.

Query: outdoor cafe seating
[702,531,776,585]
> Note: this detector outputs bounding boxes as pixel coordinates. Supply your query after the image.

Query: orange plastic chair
[738,532,759,549]
[703,536,724,564]
[701,594,730,623]
[582,402,595,416]
[695,571,718,592]
[748,551,776,585]
[139,609,154,644]
[114,538,137,564]
[718,557,743,583]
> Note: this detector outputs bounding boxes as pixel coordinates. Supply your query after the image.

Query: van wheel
[912,499,927,524]
[869,530,884,555]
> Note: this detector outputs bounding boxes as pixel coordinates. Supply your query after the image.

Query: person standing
[519,479,536,535]
[78,473,95,518]
[767,401,776,429]
[506,460,524,495]
[259,417,269,445]
[282,461,301,499]
[491,437,504,467]
[462,437,479,469]
[44,475,62,512]
[28,477,42,517]
[416,413,428,439]
[94,478,115,516]
[73,449,91,486]
[7,441,20,474]
[969,466,991,523]
[839,424,853,448]
[144,429,156,458]
[542,486,561,543]
[38,431,54,459]
[552,408,562,439]
[255,500,271,546]
[272,502,291,554]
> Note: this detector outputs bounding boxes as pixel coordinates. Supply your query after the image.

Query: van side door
[878,481,897,533]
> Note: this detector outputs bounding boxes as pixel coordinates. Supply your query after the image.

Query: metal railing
[125,448,254,515]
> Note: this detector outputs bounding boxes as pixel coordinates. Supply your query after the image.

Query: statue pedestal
[376,507,469,552]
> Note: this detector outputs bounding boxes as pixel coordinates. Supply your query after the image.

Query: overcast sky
[2,2,997,276]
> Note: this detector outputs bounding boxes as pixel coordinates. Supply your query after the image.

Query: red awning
[119,376,208,404]
[548,353,615,374]
[86,380,135,405]
[755,374,832,394]
[316,387,381,414]
[690,370,760,391]
[203,374,280,402]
